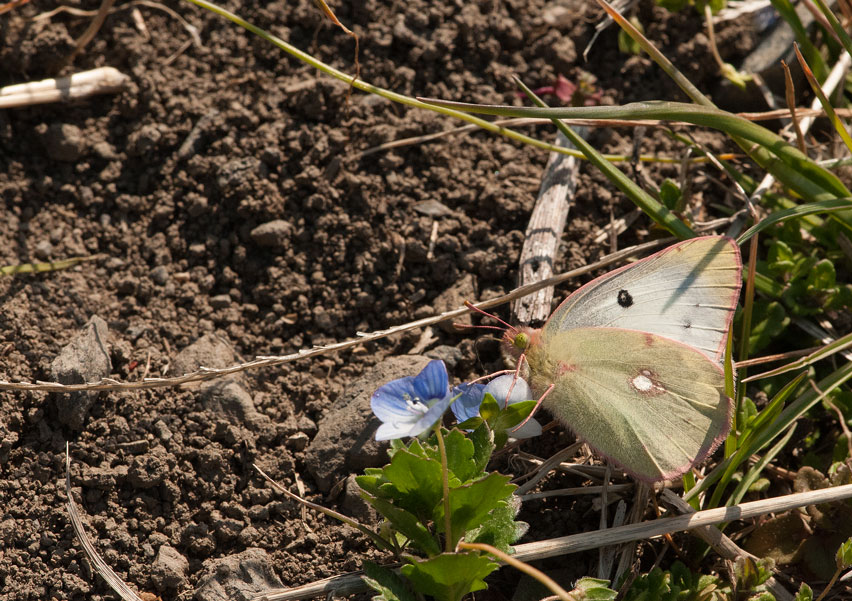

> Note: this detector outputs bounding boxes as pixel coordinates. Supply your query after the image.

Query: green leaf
[466,495,528,553]
[794,582,813,601]
[836,536,852,569]
[456,416,482,431]
[380,448,444,519]
[362,562,417,601]
[806,259,836,294]
[618,17,643,55]
[767,240,794,276]
[440,473,515,547]
[469,422,494,474]
[747,301,789,354]
[400,552,498,601]
[493,400,537,431]
[572,577,618,600]
[363,496,441,557]
[659,178,681,211]
[424,428,477,484]
[479,393,500,422]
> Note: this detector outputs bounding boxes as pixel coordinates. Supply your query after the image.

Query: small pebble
[150,266,169,286]
[34,240,53,260]
[210,294,231,309]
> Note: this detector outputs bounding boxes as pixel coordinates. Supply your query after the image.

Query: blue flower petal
[450,383,485,423]
[410,360,449,402]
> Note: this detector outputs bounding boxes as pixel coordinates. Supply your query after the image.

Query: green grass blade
[707,373,805,509]
[514,78,695,239]
[737,198,852,244]
[687,363,852,503]
[416,99,850,202]
[743,331,852,382]
[0,255,104,276]
[794,44,852,155]
[727,425,797,507]
[812,0,852,64]
[768,0,829,81]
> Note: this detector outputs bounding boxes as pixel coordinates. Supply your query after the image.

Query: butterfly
[507,236,743,481]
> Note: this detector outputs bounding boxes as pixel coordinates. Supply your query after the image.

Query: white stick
[0,66,129,109]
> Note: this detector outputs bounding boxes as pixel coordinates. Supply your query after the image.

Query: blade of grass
[182,0,604,163]
[743,330,852,382]
[417,98,850,203]
[811,0,852,60]
[737,198,852,243]
[708,373,806,509]
[728,425,797,507]
[514,77,695,239]
[0,254,104,275]
[768,0,829,81]
[592,0,850,204]
[687,362,852,503]
[794,44,852,155]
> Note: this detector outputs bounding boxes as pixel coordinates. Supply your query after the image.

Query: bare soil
[0,1,760,599]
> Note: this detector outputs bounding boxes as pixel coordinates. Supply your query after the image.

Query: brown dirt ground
[0,0,765,599]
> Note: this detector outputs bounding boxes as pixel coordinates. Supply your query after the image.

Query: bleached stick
[0,67,129,109]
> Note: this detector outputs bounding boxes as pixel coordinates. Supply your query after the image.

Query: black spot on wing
[617,289,633,308]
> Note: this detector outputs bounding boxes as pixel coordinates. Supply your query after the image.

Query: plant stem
[815,566,842,601]
[458,542,577,601]
[434,426,453,552]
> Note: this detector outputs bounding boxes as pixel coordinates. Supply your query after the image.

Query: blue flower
[451,375,542,439]
[371,360,454,440]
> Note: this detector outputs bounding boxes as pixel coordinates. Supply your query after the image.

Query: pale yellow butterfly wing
[526,327,732,481]
[542,236,742,362]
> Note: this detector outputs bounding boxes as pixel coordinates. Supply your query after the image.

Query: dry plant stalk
[0,67,129,109]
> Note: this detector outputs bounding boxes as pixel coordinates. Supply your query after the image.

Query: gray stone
[250,220,292,250]
[210,294,231,309]
[150,265,169,286]
[151,544,189,590]
[42,123,86,162]
[342,474,378,524]
[432,273,476,333]
[51,316,111,430]
[200,380,270,431]
[304,355,432,492]
[194,547,283,601]
[172,333,239,377]
[34,240,53,261]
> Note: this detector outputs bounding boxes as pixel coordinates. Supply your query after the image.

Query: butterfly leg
[511,382,555,433]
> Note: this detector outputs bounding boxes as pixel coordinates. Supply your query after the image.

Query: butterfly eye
[617,289,633,308]
[513,332,530,350]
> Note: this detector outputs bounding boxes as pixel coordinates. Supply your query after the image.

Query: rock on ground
[50,315,111,430]
[304,354,432,492]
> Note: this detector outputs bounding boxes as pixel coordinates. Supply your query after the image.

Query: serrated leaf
[363,495,441,557]
[836,536,852,569]
[572,577,618,600]
[425,428,477,484]
[466,495,527,553]
[469,423,494,474]
[659,178,681,211]
[794,582,813,601]
[438,472,515,547]
[400,552,497,601]
[362,562,418,601]
[380,448,444,518]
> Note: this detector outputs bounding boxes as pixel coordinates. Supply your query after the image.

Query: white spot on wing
[632,373,653,391]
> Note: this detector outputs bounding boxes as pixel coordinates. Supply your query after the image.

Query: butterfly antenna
[464,301,518,335]
[452,323,509,333]
[512,382,554,433]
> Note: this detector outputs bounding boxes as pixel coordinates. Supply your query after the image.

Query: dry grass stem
[0,239,678,393]
[0,67,128,109]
